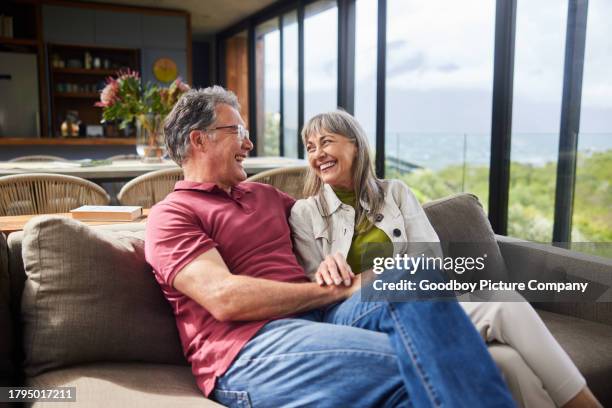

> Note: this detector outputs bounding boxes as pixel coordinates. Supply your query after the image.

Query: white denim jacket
[289,179,440,279]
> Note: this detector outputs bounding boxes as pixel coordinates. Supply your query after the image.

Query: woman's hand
[314,253,355,287]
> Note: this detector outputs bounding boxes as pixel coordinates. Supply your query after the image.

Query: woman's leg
[460,301,589,407]
[488,343,555,408]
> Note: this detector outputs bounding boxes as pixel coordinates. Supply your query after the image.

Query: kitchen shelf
[0,37,38,47]
[0,137,136,146]
[55,92,101,99]
[47,43,140,137]
[52,68,117,76]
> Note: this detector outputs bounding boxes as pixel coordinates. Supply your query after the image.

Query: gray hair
[164,86,240,166]
[301,110,384,234]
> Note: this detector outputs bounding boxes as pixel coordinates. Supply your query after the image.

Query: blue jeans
[213,294,514,407]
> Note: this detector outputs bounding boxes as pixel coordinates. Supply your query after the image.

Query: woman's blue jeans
[213,291,514,407]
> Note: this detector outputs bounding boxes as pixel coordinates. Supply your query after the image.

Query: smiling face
[205,104,253,190]
[306,130,357,190]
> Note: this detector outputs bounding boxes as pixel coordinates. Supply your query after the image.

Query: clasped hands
[314,253,371,294]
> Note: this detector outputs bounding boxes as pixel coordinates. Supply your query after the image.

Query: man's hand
[314,253,355,287]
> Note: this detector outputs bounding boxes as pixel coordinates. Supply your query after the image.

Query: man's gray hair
[164,86,240,166]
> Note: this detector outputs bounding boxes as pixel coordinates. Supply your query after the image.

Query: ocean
[384,132,612,171]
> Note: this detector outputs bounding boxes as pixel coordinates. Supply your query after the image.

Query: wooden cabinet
[0,0,191,141]
[42,5,95,46]
[141,15,187,49]
[94,11,142,48]
[47,44,140,137]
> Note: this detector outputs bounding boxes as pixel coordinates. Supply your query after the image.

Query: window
[255,19,281,156]
[304,0,338,122]
[282,11,299,158]
[385,0,495,206]
[354,0,378,151]
[509,0,567,242]
[224,30,250,125]
[572,0,612,248]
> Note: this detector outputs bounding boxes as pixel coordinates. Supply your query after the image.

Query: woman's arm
[289,201,353,286]
[289,201,326,279]
[391,180,440,243]
[389,180,444,259]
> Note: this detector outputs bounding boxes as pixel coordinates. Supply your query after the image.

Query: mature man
[145,86,514,408]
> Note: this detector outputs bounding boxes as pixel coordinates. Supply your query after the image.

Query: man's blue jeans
[213,290,514,408]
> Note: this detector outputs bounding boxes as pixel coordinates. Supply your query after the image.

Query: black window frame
[215,0,590,243]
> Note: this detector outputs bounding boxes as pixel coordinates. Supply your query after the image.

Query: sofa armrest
[496,235,612,326]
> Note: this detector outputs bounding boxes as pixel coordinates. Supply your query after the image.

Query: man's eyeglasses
[207,124,250,141]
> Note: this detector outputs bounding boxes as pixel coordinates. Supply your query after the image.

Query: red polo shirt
[145,181,309,396]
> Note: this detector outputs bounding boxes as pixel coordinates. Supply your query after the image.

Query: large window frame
[216,0,592,244]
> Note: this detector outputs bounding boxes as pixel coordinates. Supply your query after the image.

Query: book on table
[70,205,143,222]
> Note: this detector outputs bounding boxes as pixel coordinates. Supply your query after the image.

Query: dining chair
[9,155,70,162]
[117,167,184,207]
[246,166,309,199]
[0,173,110,216]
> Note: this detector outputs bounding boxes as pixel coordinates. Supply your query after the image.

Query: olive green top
[333,188,392,273]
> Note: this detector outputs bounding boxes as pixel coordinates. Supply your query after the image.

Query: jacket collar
[319,184,371,215]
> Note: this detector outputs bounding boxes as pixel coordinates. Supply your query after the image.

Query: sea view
[385,132,612,171]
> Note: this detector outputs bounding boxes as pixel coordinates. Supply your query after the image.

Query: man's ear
[189,130,207,152]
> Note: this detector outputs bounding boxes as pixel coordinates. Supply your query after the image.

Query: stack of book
[70,206,143,222]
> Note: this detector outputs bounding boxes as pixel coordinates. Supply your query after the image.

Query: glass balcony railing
[384,132,611,246]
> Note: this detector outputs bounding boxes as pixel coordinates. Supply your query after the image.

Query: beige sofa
[1,193,611,407]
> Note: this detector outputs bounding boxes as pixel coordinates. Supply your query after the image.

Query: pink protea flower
[95,78,120,107]
[117,68,140,81]
[174,77,190,93]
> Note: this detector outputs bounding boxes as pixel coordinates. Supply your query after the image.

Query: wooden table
[0,209,150,235]
[0,157,306,182]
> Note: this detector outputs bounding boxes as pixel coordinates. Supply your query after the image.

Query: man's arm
[173,247,360,322]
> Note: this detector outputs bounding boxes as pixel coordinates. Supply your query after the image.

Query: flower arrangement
[96,69,190,161]
[95,69,190,129]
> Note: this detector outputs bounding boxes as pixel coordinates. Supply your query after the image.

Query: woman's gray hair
[164,86,240,166]
[301,110,384,234]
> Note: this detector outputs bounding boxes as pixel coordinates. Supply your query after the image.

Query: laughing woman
[288,110,600,408]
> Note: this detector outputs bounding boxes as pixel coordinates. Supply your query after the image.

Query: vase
[136,114,166,162]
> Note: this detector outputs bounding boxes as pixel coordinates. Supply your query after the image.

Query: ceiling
[78,0,280,38]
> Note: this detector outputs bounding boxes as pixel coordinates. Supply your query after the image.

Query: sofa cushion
[422,193,509,281]
[20,216,186,377]
[28,363,222,407]
[538,309,612,406]
[0,232,14,385]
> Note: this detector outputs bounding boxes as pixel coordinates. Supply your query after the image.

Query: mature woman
[289,110,600,408]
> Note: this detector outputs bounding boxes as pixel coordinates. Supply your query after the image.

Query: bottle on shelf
[84,52,92,70]
[60,111,81,138]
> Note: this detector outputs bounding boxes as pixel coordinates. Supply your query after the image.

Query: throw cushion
[422,193,509,282]
[20,216,186,377]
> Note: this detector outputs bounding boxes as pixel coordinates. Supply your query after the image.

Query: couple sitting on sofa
[144,86,599,408]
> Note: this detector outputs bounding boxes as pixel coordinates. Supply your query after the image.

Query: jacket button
[374,214,384,222]
[393,228,402,237]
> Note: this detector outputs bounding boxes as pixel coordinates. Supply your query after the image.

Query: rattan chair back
[246,166,309,199]
[117,167,184,207]
[9,155,69,162]
[0,173,110,216]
